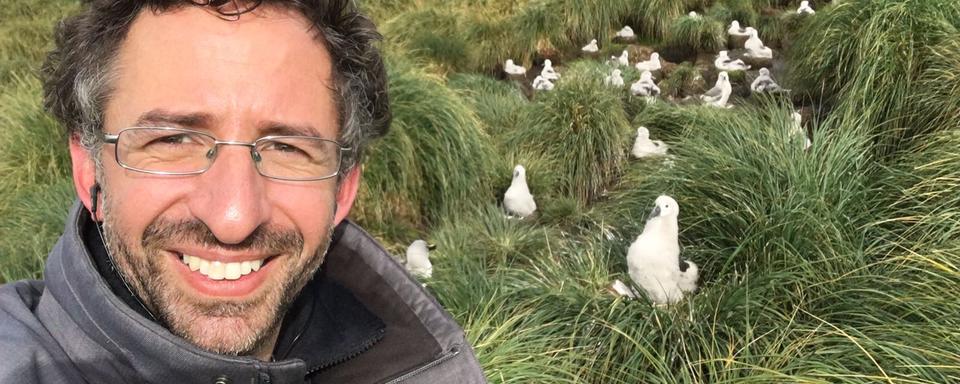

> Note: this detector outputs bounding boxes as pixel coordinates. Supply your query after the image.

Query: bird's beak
[647,206,661,220]
[427,244,437,250]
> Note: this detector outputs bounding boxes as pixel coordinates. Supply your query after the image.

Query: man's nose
[188,145,271,245]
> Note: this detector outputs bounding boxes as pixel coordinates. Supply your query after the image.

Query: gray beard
[99,190,336,356]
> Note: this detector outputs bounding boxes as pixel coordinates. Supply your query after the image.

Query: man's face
[86,6,344,356]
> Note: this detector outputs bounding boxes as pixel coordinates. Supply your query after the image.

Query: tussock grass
[0,74,71,188]
[507,61,632,203]
[707,0,760,27]
[447,73,529,138]
[665,15,726,59]
[353,58,501,243]
[788,0,960,156]
[0,179,74,283]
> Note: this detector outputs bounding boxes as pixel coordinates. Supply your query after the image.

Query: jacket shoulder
[318,222,486,383]
[0,281,83,383]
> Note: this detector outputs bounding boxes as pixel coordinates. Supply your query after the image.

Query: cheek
[102,167,193,236]
[269,185,338,245]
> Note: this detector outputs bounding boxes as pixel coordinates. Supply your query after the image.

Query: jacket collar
[44,201,384,383]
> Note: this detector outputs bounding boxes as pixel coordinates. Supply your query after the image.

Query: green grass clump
[877,129,960,251]
[380,8,474,73]
[507,60,632,203]
[0,180,74,283]
[604,103,878,274]
[665,15,726,59]
[447,73,529,139]
[788,0,960,157]
[353,58,501,243]
[657,62,706,98]
[706,0,760,27]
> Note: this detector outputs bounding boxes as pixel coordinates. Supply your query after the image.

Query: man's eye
[261,141,311,157]
[145,133,200,147]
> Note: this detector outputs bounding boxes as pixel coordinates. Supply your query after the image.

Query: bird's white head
[409,239,431,255]
[650,52,660,60]
[513,164,527,180]
[801,1,810,6]
[648,195,679,220]
[544,59,553,67]
[621,50,628,57]
[792,111,802,124]
[759,67,770,76]
[718,50,729,58]
[640,70,654,81]
[637,126,650,138]
[719,71,730,82]
[591,39,598,44]
[506,59,515,66]
[748,28,759,38]
[731,20,741,29]
[613,69,622,76]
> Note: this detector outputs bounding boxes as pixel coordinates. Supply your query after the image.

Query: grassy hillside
[2,0,958,382]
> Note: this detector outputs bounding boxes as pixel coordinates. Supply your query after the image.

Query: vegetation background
[1,0,958,382]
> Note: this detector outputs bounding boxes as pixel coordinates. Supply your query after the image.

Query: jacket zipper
[383,345,462,384]
[304,328,385,376]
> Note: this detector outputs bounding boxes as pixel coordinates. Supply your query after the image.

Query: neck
[250,322,283,361]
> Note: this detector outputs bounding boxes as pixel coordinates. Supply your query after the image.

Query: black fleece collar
[81,213,385,375]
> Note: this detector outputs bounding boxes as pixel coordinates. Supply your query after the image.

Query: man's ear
[70,136,99,220]
[333,166,361,226]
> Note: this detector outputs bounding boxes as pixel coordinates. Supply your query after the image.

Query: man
[0,0,486,382]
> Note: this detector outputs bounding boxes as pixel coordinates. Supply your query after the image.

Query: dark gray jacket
[0,202,486,383]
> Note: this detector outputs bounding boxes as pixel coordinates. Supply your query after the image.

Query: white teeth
[224,262,241,280]
[181,254,267,281]
[188,256,202,272]
[208,261,225,280]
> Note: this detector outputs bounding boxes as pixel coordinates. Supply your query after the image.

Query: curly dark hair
[42,0,390,175]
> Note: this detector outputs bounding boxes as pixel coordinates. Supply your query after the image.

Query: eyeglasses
[102,127,350,181]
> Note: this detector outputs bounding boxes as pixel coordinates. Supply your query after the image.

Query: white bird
[405,240,434,279]
[714,50,750,71]
[631,126,669,158]
[582,39,599,53]
[750,67,784,93]
[688,11,700,18]
[790,111,812,150]
[634,52,662,72]
[626,195,699,304]
[503,59,527,76]
[615,26,635,39]
[744,28,773,59]
[701,71,732,108]
[503,164,537,218]
[541,59,561,81]
[605,69,625,88]
[797,1,815,14]
[728,20,750,36]
[630,71,661,97]
[609,279,637,299]
[617,50,630,66]
[532,75,554,91]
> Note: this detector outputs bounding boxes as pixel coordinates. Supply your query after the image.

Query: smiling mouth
[178,253,275,281]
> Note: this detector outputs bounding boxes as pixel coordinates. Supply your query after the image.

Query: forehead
[105,5,337,138]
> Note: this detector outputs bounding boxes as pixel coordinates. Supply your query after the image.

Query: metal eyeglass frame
[101,127,351,181]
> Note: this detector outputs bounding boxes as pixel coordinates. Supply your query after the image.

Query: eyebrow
[260,122,323,138]
[135,110,213,129]
[133,109,324,138]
